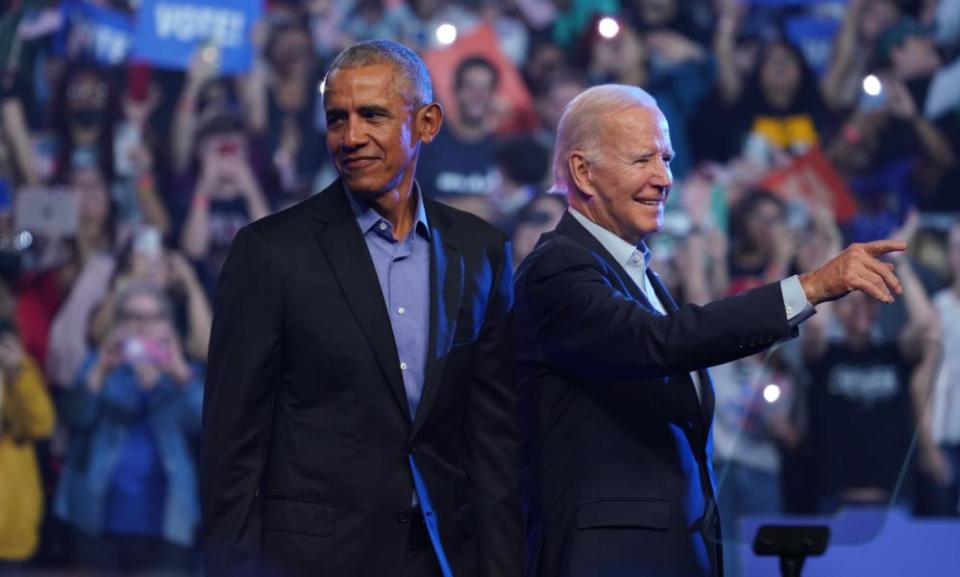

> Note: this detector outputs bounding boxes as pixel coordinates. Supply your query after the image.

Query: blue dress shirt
[346,189,431,418]
[346,186,453,577]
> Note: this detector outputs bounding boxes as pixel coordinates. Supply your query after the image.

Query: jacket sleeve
[465,239,522,577]
[201,226,283,577]
[516,239,794,381]
[2,357,55,441]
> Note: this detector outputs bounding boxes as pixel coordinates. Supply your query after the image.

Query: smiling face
[570,105,674,245]
[324,63,441,201]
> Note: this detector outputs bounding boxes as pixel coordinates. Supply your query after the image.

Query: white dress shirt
[569,208,815,402]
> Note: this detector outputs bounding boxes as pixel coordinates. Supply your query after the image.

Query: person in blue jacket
[55,282,203,573]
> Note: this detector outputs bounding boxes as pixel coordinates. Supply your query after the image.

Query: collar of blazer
[552,212,666,314]
[549,211,716,433]
[309,179,465,433]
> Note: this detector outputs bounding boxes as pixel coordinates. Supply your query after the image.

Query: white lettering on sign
[828,364,899,404]
[94,24,130,63]
[435,170,496,195]
[154,3,245,47]
[77,21,130,64]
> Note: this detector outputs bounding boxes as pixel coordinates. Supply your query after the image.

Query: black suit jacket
[515,213,794,577]
[202,180,521,577]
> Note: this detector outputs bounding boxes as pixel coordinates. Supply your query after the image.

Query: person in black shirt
[416,56,500,219]
[803,250,942,510]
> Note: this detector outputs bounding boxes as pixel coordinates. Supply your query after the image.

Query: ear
[568,150,597,200]
[417,102,444,144]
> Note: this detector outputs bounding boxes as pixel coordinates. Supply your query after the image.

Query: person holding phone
[180,109,271,298]
[54,284,203,574]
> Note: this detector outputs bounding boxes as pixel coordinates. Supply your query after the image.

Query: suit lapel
[412,198,463,438]
[555,213,713,433]
[554,213,655,310]
[646,269,716,432]
[311,181,411,419]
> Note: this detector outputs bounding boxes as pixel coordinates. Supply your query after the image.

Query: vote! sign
[132,0,262,74]
[62,0,135,66]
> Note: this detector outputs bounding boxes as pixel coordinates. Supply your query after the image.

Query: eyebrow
[358,104,392,117]
[634,149,675,158]
[325,104,393,119]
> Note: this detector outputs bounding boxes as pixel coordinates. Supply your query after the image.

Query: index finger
[863,239,907,257]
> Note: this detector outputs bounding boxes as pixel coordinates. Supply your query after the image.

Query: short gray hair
[551,84,659,197]
[324,40,434,108]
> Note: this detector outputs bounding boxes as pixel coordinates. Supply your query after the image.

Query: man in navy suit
[514,84,906,577]
[202,41,520,577]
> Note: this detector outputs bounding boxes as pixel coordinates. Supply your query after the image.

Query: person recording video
[54,283,203,574]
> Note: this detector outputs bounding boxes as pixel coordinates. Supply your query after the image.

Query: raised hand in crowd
[153,321,194,385]
[85,325,126,395]
[646,30,705,66]
[171,47,222,173]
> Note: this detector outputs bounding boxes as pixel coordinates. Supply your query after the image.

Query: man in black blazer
[202,41,520,577]
[514,85,906,577]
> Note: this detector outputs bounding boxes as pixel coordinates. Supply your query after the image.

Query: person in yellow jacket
[0,320,55,564]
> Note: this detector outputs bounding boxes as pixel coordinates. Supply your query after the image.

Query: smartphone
[859,76,886,111]
[123,336,170,365]
[14,186,80,237]
[113,121,141,178]
[198,39,221,75]
[785,200,810,230]
[133,226,163,258]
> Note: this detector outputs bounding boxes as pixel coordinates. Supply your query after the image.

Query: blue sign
[786,16,842,76]
[132,0,262,74]
[62,1,134,66]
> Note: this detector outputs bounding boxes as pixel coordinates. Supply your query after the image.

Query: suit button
[397,511,410,523]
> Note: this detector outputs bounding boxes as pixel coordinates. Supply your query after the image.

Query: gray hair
[551,84,659,197]
[324,40,434,108]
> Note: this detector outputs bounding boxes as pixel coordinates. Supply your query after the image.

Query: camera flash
[436,23,458,45]
[763,384,781,404]
[598,17,620,39]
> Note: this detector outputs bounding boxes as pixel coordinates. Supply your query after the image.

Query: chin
[342,176,385,198]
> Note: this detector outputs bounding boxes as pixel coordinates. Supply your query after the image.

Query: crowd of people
[0,0,958,575]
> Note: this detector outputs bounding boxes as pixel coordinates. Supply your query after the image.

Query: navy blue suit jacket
[515,213,794,577]
[202,180,521,577]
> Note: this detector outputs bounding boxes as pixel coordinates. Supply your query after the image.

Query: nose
[341,116,368,151]
[651,157,673,192]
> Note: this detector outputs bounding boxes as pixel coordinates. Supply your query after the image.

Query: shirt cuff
[780,275,816,328]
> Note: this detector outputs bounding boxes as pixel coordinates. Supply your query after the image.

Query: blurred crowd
[0,0,958,575]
